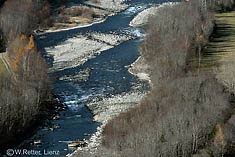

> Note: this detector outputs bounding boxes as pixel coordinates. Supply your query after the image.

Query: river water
[17,0,177,156]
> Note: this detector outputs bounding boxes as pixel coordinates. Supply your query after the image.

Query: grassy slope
[0,59,7,76]
[202,10,235,93]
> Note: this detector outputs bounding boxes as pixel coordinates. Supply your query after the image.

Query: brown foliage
[214,124,225,147]
[38,2,53,28]
[56,13,70,23]
[63,6,95,19]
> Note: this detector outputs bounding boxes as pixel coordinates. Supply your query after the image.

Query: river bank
[67,91,147,157]
[129,2,178,27]
[42,0,129,34]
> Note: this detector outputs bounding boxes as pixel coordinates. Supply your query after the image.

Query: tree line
[0,0,53,150]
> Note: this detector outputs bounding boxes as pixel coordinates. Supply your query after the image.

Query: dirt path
[0,52,13,76]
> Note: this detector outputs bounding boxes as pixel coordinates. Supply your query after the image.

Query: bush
[56,13,70,23]
[38,2,53,28]
[0,29,6,51]
[63,6,95,19]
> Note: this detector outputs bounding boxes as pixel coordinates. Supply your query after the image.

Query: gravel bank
[129,2,178,27]
[128,56,150,82]
[45,32,132,73]
[85,0,128,13]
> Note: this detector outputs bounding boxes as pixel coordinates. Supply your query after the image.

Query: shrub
[56,13,70,23]
[63,6,95,19]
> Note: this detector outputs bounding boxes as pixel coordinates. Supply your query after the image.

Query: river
[17,0,177,156]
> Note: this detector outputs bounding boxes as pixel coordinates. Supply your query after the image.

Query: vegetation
[56,6,95,23]
[0,0,52,150]
[0,60,6,75]
[0,29,6,52]
[100,0,235,157]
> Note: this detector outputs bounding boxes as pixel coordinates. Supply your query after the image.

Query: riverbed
[17,0,178,156]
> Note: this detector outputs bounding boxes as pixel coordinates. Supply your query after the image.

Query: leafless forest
[101,0,235,156]
[0,0,53,149]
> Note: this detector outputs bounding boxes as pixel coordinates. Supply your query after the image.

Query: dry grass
[70,16,92,23]
[53,5,100,29]
[200,11,235,93]
[0,59,7,76]
[63,6,95,19]
[92,0,100,5]
[49,23,77,30]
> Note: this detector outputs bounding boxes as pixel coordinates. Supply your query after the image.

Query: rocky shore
[128,56,150,82]
[67,91,147,157]
[66,48,151,156]
[129,2,178,27]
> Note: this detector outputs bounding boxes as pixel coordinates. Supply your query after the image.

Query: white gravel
[128,56,150,82]
[85,0,128,13]
[45,33,131,72]
[129,2,178,27]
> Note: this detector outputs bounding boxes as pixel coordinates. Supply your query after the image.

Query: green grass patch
[0,59,7,76]
[200,11,235,70]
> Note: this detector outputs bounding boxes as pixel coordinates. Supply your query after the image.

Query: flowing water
[16,0,178,156]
